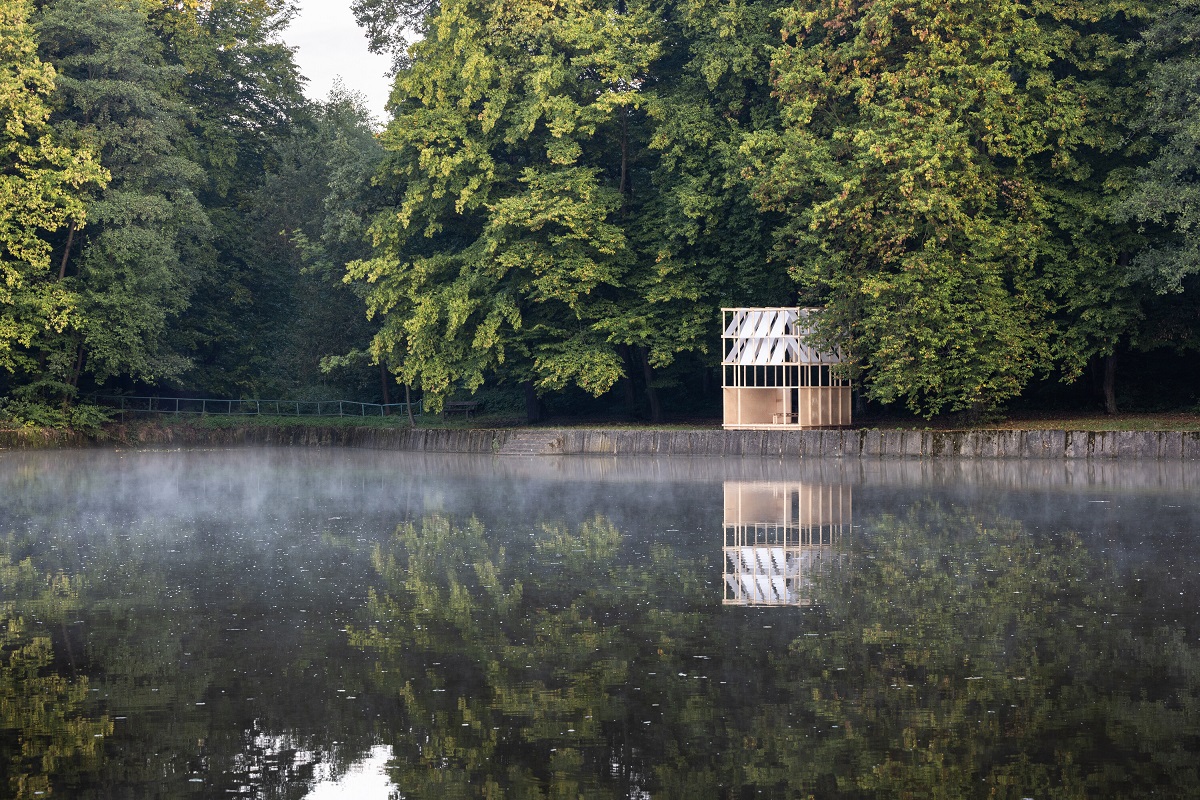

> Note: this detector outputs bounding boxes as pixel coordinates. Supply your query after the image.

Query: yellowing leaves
[756,0,1138,415]
[0,0,106,376]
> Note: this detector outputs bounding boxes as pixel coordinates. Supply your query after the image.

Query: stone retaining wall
[4,424,1195,459]
[549,428,1200,459]
[100,424,516,453]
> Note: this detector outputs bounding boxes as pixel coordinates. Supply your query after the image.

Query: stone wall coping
[5,426,1197,460]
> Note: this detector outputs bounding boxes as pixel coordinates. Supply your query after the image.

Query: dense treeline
[1,0,383,428]
[2,0,1198,427]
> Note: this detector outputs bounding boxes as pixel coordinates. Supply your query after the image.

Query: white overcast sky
[284,2,395,122]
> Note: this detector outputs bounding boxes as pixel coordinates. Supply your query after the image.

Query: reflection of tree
[9,485,1191,798]
[1,543,110,799]
[695,503,1200,798]
[3,514,389,800]
[356,505,1200,798]
[351,512,722,797]
[61,522,388,800]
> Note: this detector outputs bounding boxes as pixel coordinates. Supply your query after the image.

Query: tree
[36,0,210,393]
[750,0,1144,417]
[621,0,791,417]
[1115,0,1200,295]
[154,0,311,396]
[350,0,436,73]
[1110,0,1200,404]
[0,0,106,420]
[351,0,662,416]
[258,85,386,400]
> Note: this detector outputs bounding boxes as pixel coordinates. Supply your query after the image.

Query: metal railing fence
[90,395,422,418]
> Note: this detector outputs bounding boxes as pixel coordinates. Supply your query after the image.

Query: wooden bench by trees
[441,401,479,420]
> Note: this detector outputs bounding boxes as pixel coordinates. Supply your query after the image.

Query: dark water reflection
[1,448,1198,798]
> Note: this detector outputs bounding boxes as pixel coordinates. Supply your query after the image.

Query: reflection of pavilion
[723,481,850,606]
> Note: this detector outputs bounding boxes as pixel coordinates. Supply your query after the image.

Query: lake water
[1,448,1198,798]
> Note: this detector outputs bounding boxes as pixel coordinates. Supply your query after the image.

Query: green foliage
[1,543,111,798]
[345,0,1188,419]
[159,0,312,396]
[352,0,667,411]
[1116,0,1200,294]
[0,0,107,388]
[1,0,1198,422]
[241,86,384,399]
[36,0,210,389]
[749,0,1144,416]
[631,0,789,349]
[350,0,435,72]
[345,503,1200,797]
[0,398,111,431]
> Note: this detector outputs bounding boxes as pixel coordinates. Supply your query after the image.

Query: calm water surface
[1,448,1198,798]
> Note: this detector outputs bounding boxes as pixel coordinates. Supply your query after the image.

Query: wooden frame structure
[722,481,850,607]
[722,307,851,429]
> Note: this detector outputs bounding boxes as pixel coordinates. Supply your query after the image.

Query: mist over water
[1,448,1198,797]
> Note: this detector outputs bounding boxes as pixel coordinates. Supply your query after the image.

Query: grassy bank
[4,409,1200,450]
[86,409,1200,437]
[141,411,1200,432]
[973,412,1200,432]
[862,411,1200,432]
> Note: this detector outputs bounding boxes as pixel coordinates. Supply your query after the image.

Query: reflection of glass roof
[724,546,831,606]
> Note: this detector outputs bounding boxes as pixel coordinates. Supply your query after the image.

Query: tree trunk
[1103,353,1118,415]
[58,222,76,280]
[524,380,542,424]
[68,342,85,390]
[405,383,415,427]
[619,109,629,200]
[639,346,662,423]
[620,345,638,419]
[379,362,391,414]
